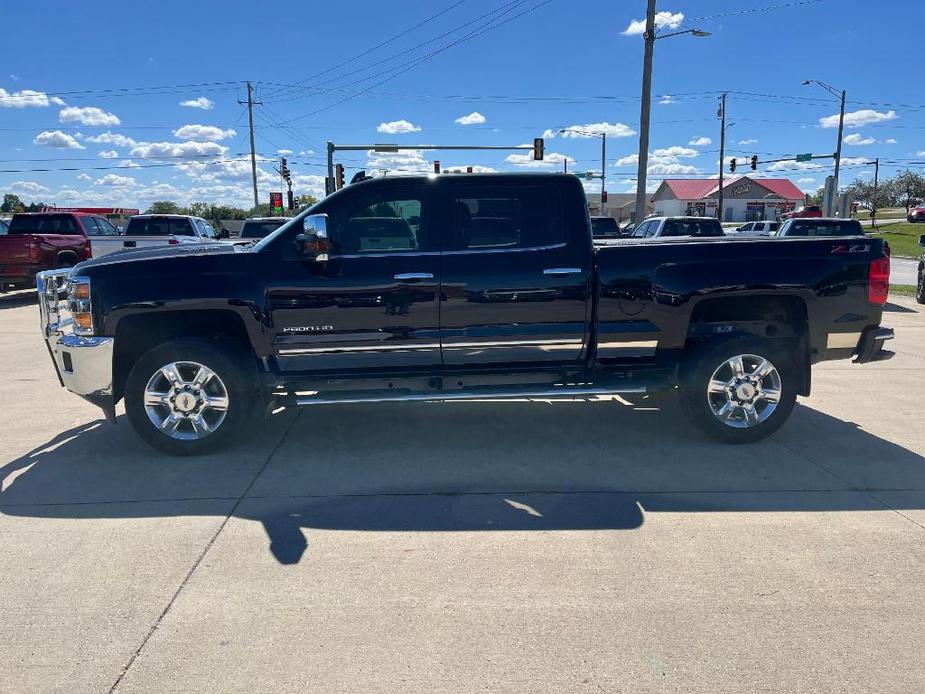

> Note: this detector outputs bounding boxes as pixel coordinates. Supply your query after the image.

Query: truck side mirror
[295,213,330,261]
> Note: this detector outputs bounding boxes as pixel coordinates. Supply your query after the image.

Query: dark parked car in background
[239,217,289,239]
[773,218,864,237]
[590,216,624,239]
[907,207,925,223]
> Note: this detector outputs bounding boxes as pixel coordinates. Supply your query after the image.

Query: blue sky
[1,0,922,209]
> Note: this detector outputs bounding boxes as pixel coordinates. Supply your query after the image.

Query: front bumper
[36,270,116,421]
[853,326,895,364]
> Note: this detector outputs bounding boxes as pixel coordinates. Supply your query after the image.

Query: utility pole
[871,157,880,229]
[601,132,607,216]
[717,92,727,222]
[563,158,568,173]
[633,0,657,223]
[238,82,260,209]
[832,88,847,216]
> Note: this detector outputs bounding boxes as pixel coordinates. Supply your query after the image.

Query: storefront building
[650,177,806,222]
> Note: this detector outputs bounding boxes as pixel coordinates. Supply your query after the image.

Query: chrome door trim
[393,272,435,280]
[277,338,583,356]
[542,267,582,275]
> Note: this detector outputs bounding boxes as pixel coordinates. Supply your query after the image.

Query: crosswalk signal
[729,158,737,173]
[466,166,473,173]
[335,163,344,190]
[533,137,544,161]
[287,189,294,211]
[601,191,608,203]
[750,155,758,171]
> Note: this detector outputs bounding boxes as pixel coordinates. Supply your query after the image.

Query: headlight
[67,277,94,336]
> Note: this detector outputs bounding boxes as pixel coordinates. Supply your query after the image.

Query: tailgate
[90,236,177,258]
[0,235,37,264]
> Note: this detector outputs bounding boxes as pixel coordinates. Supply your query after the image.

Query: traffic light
[466,166,473,173]
[533,137,544,161]
[335,163,344,190]
[601,191,608,203]
[750,155,758,171]
[287,189,294,211]
[280,157,289,179]
[434,160,441,174]
[729,158,737,173]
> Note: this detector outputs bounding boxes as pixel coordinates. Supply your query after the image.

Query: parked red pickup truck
[0,212,115,289]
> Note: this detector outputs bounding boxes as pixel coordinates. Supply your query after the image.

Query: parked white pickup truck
[89,214,224,257]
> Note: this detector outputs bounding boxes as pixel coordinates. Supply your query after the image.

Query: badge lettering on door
[282,325,334,333]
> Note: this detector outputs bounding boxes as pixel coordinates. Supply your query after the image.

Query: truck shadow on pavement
[2,397,924,564]
[0,289,37,310]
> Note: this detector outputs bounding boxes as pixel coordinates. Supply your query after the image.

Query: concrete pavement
[1,289,923,693]
[891,256,919,286]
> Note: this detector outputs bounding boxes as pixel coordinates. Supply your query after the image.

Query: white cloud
[840,157,871,166]
[506,146,574,169]
[34,130,85,149]
[376,119,421,134]
[94,174,137,187]
[118,160,142,168]
[738,138,758,145]
[366,148,431,172]
[298,149,314,155]
[623,10,683,35]
[658,95,675,105]
[797,177,816,183]
[180,97,214,110]
[652,145,699,158]
[0,88,65,108]
[77,173,92,182]
[616,153,639,167]
[455,111,486,125]
[129,140,228,160]
[820,109,897,129]
[98,150,119,159]
[551,122,637,139]
[768,159,821,171]
[277,149,293,155]
[172,124,236,141]
[648,163,700,175]
[843,133,875,146]
[443,164,497,173]
[885,138,897,144]
[9,181,50,196]
[688,136,711,146]
[84,131,139,148]
[59,106,120,126]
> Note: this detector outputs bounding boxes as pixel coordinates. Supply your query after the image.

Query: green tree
[1,193,25,213]
[807,187,825,206]
[843,177,892,220]
[185,202,210,218]
[296,195,318,211]
[145,201,182,214]
[889,170,925,215]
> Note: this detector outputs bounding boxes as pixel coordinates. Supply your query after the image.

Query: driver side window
[329,191,424,255]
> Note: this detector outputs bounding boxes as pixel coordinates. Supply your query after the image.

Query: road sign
[795,153,813,162]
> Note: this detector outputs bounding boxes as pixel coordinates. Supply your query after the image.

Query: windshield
[8,214,79,235]
[241,220,286,239]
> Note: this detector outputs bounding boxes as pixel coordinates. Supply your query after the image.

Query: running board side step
[280,382,648,407]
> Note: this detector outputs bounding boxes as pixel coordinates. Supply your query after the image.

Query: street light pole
[833,88,846,215]
[601,132,606,215]
[633,0,657,224]
[717,92,727,222]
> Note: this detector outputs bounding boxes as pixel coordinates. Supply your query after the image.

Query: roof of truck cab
[346,172,578,186]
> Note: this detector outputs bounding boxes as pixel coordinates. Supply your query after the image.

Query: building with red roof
[650,176,807,222]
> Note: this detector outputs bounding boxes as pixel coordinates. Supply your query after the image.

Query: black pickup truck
[36,173,894,455]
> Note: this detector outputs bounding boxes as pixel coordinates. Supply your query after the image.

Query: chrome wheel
[706,353,782,429]
[143,361,229,440]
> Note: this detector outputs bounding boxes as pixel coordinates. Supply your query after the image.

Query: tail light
[168,237,179,245]
[84,236,92,258]
[29,235,41,261]
[868,255,890,306]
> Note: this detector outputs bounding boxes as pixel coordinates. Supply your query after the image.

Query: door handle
[543,267,582,275]
[393,272,434,281]
[123,240,136,248]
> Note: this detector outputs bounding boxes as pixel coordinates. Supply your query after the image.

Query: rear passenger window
[453,184,565,250]
[81,217,101,236]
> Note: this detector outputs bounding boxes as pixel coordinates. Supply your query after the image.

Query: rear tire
[916,266,925,305]
[124,338,258,455]
[679,337,798,444]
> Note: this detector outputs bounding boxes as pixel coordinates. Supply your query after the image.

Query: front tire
[125,338,257,455]
[679,337,797,444]
[916,266,925,305]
